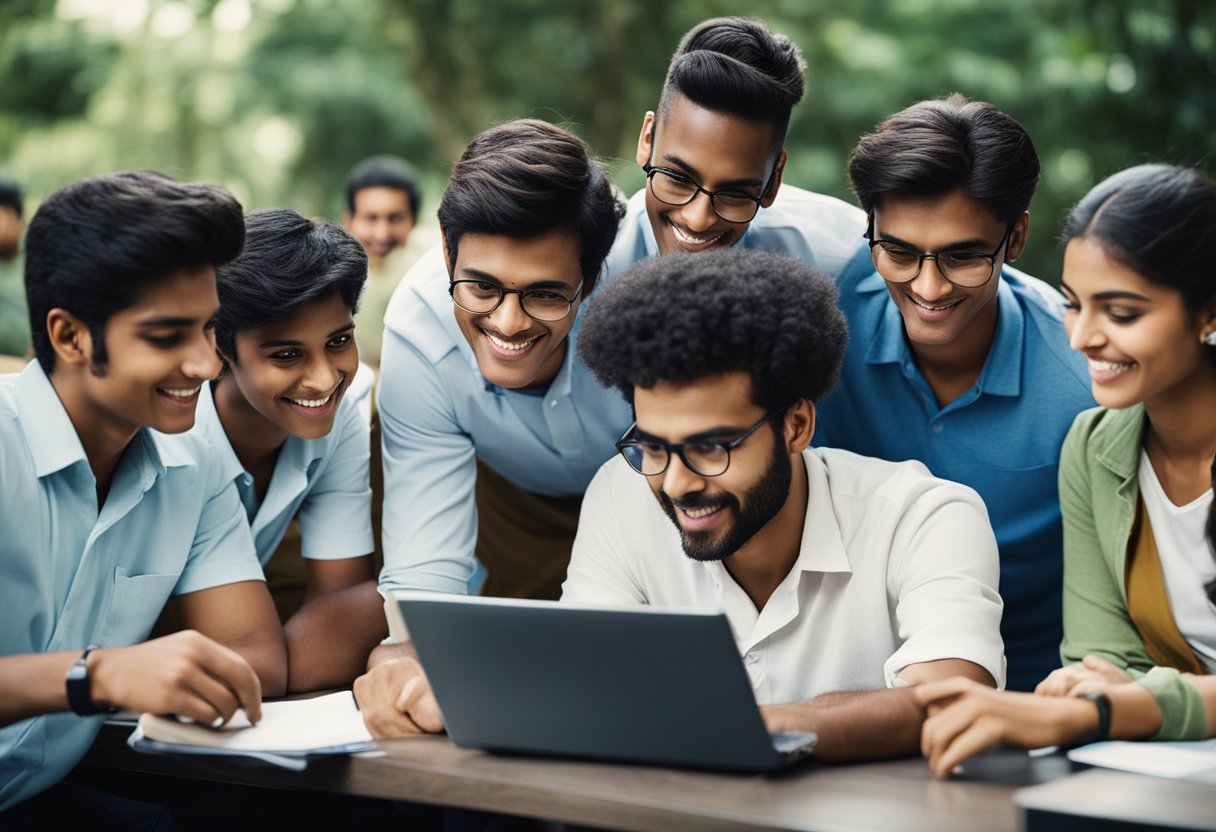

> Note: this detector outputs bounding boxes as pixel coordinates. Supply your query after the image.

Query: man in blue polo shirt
[0,171,286,819]
[813,95,1094,691]
[602,16,864,284]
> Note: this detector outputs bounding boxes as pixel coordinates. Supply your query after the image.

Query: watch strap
[1074,691,1112,743]
[66,645,118,716]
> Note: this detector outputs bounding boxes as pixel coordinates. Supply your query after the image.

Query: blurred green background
[1,0,1214,355]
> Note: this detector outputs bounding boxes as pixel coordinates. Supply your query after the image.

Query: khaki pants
[474,459,583,600]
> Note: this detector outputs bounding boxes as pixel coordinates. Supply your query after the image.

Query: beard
[658,434,793,562]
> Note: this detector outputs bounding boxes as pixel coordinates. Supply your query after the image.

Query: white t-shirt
[563,447,1006,704]
[1139,450,1216,672]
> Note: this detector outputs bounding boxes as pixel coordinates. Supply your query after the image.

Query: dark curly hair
[578,249,847,411]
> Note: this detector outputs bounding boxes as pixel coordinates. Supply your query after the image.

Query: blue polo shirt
[0,363,265,811]
[193,380,374,565]
[814,250,1094,691]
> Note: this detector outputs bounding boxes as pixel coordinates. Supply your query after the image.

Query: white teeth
[486,332,537,352]
[670,223,723,246]
[911,297,961,312]
[1088,358,1135,372]
[287,392,333,408]
[682,506,720,519]
[159,386,200,398]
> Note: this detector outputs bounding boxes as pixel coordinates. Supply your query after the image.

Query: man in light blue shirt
[601,17,865,286]
[813,96,1095,691]
[0,172,286,818]
[375,119,627,610]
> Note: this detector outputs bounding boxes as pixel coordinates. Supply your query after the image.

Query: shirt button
[549,400,557,408]
[931,422,943,434]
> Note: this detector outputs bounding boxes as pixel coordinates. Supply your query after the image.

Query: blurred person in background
[0,176,29,367]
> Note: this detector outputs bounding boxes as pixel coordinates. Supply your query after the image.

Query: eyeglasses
[642,164,770,224]
[449,278,583,322]
[615,408,788,477]
[867,221,1014,289]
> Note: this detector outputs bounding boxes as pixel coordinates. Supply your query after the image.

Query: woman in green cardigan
[916,163,1216,777]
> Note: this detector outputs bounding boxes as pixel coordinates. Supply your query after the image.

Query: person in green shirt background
[0,176,29,363]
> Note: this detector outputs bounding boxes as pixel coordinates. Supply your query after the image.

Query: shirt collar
[794,449,854,575]
[862,270,1025,397]
[195,381,246,484]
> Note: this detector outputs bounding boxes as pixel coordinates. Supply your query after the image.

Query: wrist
[66,646,119,716]
[1073,691,1111,744]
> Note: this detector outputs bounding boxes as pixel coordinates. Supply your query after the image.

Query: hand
[915,677,1096,778]
[353,657,444,738]
[1035,655,1132,697]
[88,630,262,726]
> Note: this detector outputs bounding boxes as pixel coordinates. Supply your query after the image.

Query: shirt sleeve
[175,461,265,596]
[297,397,374,559]
[1057,412,1155,671]
[882,478,1007,689]
[377,326,479,595]
[561,459,648,606]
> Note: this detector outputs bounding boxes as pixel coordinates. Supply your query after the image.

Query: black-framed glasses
[642,164,771,224]
[449,278,584,322]
[615,407,788,477]
[867,220,1014,289]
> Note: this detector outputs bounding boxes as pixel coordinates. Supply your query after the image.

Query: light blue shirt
[813,249,1095,691]
[378,247,633,596]
[0,362,265,811]
[192,381,374,565]
[600,185,867,285]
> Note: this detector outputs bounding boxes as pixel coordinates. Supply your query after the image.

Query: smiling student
[357,249,1005,754]
[374,119,626,608]
[199,208,385,693]
[813,95,1095,691]
[917,164,1216,776]
[603,16,864,280]
[0,171,285,818]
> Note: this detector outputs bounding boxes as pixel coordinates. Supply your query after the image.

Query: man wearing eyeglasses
[372,119,627,618]
[558,249,1005,760]
[812,95,1094,692]
[602,17,864,280]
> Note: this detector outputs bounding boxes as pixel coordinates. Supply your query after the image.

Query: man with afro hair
[565,248,1006,761]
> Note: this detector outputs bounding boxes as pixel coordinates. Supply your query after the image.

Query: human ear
[46,309,92,367]
[760,150,787,208]
[785,399,815,452]
[635,112,656,168]
[1006,212,1031,262]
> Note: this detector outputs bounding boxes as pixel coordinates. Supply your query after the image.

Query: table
[79,723,1080,832]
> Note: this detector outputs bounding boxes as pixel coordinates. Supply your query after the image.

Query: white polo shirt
[563,447,1006,703]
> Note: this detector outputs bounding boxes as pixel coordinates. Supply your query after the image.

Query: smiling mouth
[668,220,726,248]
[1087,357,1137,378]
[158,386,201,399]
[485,331,539,352]
[681,505,722,519]
[908,296,964,312]
[285,391,336,408]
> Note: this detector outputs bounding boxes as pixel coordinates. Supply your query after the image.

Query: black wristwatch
[66,645,119,716]
[1075,691,1112,744]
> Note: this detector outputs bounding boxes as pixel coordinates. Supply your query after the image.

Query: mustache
[661,490,739,513]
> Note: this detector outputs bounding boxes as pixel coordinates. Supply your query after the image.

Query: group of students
[1,13,1214,822]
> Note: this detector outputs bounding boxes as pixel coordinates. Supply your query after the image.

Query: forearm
[0,652,80,726]
[367,640,418,670]
[284,580,387,692]
[764,688,926,761]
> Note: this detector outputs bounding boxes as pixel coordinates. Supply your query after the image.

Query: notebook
[396,592,816,772]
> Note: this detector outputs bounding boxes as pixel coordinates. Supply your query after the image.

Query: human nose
[184,330,222,381]
[907,257,955,301]
[302,352,342,393]
[679,189,718,233]
[660,448,707,498]
[1067,308,1104,352]
[487,291,531,335]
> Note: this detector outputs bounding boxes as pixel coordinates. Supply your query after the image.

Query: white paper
[1067,739,1216,779]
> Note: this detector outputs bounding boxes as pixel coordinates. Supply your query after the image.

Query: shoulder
[1063,404,1142,459]
[382,245,463,366]
[1002,267,1093,392]
[749,185,867,277]
[814,447,987,516]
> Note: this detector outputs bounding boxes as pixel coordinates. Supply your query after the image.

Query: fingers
[912,676,978,709]
[354,660,440,739]
[397,675,444,734]
[928,717,1006,779]
[181,634,263,724]
[1036,665,1087,697]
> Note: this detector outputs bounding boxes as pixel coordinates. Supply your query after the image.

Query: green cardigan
[1059,404,1208,739]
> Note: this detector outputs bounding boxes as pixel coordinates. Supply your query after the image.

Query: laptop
[395,592,817,772]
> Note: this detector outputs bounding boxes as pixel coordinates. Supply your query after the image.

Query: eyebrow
[632,423,750,444]
[659,153,766,190]
[1058,282,1152,303]
[459,266,577,292]
[137,315,207,329]
[257,323,356,349]
[874,229,991,252]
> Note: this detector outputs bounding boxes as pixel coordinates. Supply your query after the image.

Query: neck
[908,297,999,405]
[722,452,809,611]
[213,375,290,477]
[49,369,138,507]
[1143,357,1216,463]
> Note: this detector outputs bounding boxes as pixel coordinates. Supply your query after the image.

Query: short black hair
[848,93,1041,225]
[579,248,847,411]
[215,208,368,361]
[25,170,245,373]
[0,177,22,217]
[345,155,422,218]
[658,17,805,152]
[436,119,623,295]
